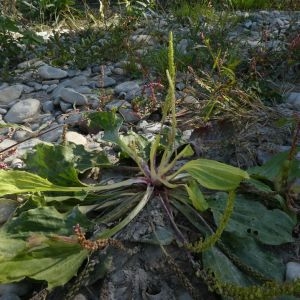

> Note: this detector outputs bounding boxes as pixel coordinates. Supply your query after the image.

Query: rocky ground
[0,7,300,300]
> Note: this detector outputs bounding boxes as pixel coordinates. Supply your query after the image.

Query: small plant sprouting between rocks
[0,32,299,299]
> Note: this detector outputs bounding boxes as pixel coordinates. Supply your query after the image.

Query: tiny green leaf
[185,180,208,211]
[87,111,123,143]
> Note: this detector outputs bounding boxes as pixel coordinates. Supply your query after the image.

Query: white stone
[65,131,87,145]
[60,88,88,106]
[0,85,23,105]
[286,262,300,281]
[4,99,40,124]
[38,65,68,80]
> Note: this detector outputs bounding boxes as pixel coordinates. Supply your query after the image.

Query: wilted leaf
[177,159,249,190]
[208,193,295,245]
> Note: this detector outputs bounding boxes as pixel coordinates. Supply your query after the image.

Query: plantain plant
[0,32,297,299]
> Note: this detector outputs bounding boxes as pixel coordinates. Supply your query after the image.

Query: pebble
[286,92,300,111]
[286,262,300,281]
[0,85,23,105]
[42,100,55,113]
[114,81,140,94]
[39,124,63,142]
[60,88,88,106]
[38,65,68,80]
[0,283,30,297]
[65,131,87,145]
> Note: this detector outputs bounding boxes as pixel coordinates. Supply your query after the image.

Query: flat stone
[112,67,126,75]
[42,101,55,113]
[90,76,116,88]
[105,100,131,111]
[0,293,21,300]
[183,95,199,104]
[4,99,40,124]
[38,65,68,80]
[40,124,63,142]
[286,92,300,110]
[13,130,32,142]
[0,139,17,151]
[59,100,73,112]
[286,262,300,281]
[0,199,18,224]
[119,108,141,124]
[0,85,23,105]
[60,88,88,106]
[130,34,155,46]
[65,131,87,145]
[0,282,30,296]
[114,81,140,94]
[17,59,44,69]
[125,88,141,101]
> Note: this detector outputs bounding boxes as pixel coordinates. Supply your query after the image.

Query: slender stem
[158,193,187,245]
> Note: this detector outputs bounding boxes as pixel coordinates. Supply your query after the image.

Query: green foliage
[17,0,75,23]
[0,15,43,76]
[0,28,298,300]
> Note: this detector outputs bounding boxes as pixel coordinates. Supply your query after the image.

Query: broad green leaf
[249,149,300,183]
[176,159,249,190]
[208,193,295,245]
[0,234,27,260]
[170,197,208,234]
[0,237,87,289]
[185,180,208,211]
[24,143,84,186]
[202,246,252,285]
[4,206,91,237]
[87,111,123,143]
[221,232,284,281]
[0,170,86,196]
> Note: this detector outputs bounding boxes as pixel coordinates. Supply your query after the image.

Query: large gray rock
[4,99,40,124]
[38,65,68,80]
[60,88,88,106]
[0,85,23,105]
